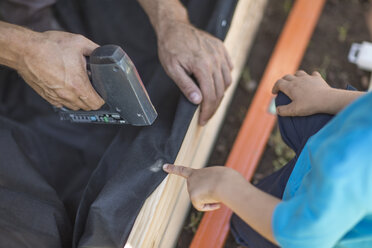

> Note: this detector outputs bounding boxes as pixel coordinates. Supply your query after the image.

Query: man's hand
[157,21,233,125]
[136,0,233,125]
[17,31,104,110]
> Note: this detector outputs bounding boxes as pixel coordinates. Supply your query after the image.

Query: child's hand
[272,71,331,116]
[163,164,242,211]
[164,164,280,244]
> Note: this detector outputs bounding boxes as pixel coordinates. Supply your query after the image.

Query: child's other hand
[272,70,331,116]
[163,164,242,211]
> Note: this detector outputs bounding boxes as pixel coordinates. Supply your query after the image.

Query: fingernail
[163,164,169,171]
[190,92,201,103]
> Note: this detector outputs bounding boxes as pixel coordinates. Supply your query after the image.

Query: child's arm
[272,70,365,116]
[163,164,280,245]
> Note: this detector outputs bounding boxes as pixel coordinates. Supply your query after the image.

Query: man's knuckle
[224,71,232,83]
[96,99,104,107]
[40,92,48,100]
[167,65,179,77]
[74,34,86,43]
[170,57,181,68]
[90,103,100,111]
[68,80,83,90]
[58,90,74,100]
[224,77,232,86]
[211,95,219,105]
[216,90,224,100]
[202,106,213,118]
[82,106,92,111]
[44,90,58,100]
[203,93,214,103]
[197,59,210,69]
[210,54,220,65]
[57,91,68,99]
[67,104,79,111]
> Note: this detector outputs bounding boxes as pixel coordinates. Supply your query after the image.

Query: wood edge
[125,0,267,247]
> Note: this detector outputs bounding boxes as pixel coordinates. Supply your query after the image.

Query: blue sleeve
[272,121,372,248]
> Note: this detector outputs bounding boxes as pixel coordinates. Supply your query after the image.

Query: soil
[177,0,371,247]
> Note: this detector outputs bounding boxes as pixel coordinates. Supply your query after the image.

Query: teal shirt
[272,92,372,248]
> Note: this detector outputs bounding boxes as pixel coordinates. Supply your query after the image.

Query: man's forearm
[218,176,280,245]
[136,0,189,37]
[0,21,35,70]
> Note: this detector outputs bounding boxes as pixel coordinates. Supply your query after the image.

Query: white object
[349,42,372,71]
[349,42,372,91]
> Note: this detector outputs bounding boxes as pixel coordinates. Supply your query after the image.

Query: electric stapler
[57,44,157,126]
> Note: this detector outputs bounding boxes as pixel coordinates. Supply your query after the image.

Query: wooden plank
[190,0,327,247]
[124,0,267,247]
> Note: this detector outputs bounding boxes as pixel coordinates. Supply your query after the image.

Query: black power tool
[58,45,157,126]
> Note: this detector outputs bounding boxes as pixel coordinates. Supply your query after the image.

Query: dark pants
[230,91,334,248]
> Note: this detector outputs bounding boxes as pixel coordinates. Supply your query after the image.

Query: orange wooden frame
[190,0,327,247]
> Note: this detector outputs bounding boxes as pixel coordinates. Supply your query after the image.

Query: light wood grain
[124,1,267,247]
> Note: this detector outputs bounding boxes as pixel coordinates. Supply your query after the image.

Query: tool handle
[88,45,157,125]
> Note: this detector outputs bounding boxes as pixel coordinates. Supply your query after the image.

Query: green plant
[337,23,349,42]
[185,211,203,233]
[283,0,293,14]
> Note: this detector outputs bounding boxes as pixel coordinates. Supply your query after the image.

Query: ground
[177,0,371,247]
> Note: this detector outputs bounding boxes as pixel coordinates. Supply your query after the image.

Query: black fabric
[230,86,356,248]
[0,0,237,247]
[0,0,62,31]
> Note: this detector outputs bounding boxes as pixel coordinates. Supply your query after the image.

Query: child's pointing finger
[163,164,193,178]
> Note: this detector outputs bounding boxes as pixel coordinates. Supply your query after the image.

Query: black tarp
[0,0,237,247]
